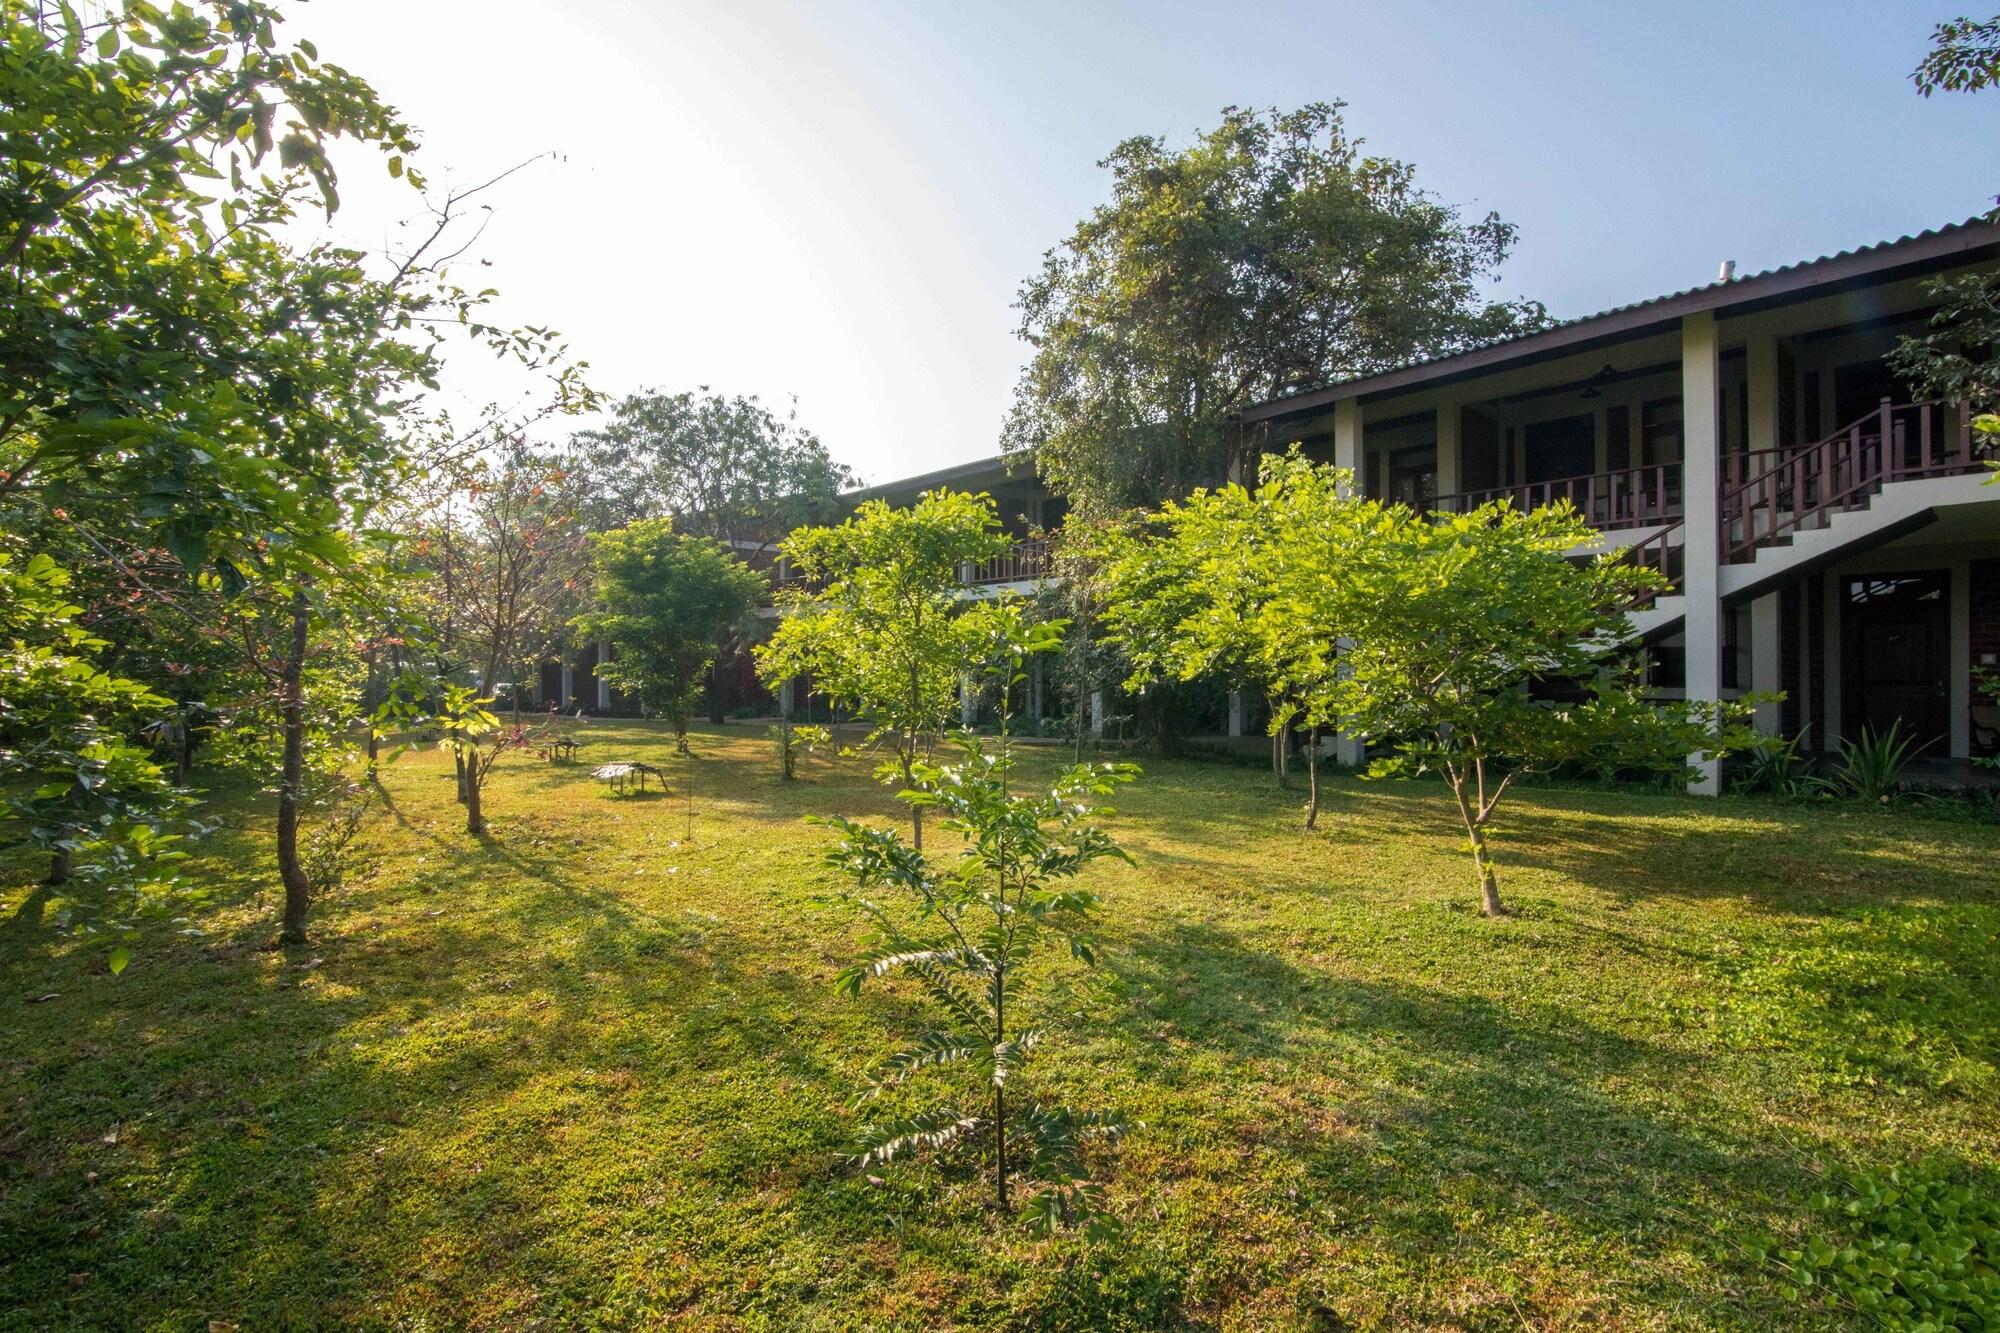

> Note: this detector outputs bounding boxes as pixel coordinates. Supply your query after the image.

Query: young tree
[1004,102,1545,516]
[814,602,1137,1230]
[755,490,1010,849]
[575,519,767,753]
[1329,502,1761,916]
[1101,452,1362,825]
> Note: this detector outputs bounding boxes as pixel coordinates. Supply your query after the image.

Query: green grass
[2,722,1996,1330]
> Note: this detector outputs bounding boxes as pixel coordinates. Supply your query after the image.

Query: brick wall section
[1973,559,2000,700]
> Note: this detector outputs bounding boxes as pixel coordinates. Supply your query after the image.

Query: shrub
[1817,721,1929,804]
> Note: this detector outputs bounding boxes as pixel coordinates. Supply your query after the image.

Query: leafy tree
[1102,452,1361,824]
[564,389,855,547]
[1004,102,1545,515]
[1893,14,2000,470]
[0,3,592,942]
[813,603,1137,1230]
[1330,502,1762,916]
[755,489,1010,848]
[575,519,767,754]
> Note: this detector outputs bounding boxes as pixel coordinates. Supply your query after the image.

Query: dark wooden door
[1841,572,1949,749]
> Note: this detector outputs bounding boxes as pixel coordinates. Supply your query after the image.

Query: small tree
[1332,502,1762,916]
[813,602,1138,1230]
[575,519,766,753]
[756,489,1010,848]
[1102,452,1361,825]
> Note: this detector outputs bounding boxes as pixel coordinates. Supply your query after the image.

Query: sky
[287,0,1999,487]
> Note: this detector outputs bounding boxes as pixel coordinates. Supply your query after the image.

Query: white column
[560,659,574,710]
[1332,397,1369,765]
[1751,593,1782,734]
[596,642,611,711]
[1027,659,1043,724]
[1746,330,1780,454]
[1333,398,1362,491]
[1435,400,1460,502]
[1227,689,1246,737]
[960,676,977,728]
[1682,312,1724,794]
[779,677,797,717]
[1089,690,1105,739]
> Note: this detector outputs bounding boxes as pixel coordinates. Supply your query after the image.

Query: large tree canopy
[1003,102,1546,515]
[565,389,855,549]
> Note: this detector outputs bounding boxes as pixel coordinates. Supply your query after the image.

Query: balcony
[1432,462,1682,531]
[964,537,1051,585]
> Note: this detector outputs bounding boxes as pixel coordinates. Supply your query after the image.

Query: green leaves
[812,613,1137,1231]
[1767,1159,2000,1326]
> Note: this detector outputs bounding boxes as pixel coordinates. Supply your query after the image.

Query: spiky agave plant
[811,602,1138,1231]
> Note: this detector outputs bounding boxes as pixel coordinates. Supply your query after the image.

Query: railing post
[1879,397,1894,482]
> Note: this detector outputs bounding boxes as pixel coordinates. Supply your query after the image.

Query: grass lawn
[2,721,1996,1330]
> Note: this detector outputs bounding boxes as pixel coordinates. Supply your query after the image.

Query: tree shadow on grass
[1093,915,1846,1327]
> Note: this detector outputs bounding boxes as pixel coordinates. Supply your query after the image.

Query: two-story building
[1237,218,2000,786]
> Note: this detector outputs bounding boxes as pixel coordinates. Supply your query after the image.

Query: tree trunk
[903,747,923,850]
[1450,781,1506,916]
[364,645,381,770]
[277,589,313,945]
[464,756,484,835]
[1305,725,1320,829]
[994,1082,1009,1212]
[45,845,71,885]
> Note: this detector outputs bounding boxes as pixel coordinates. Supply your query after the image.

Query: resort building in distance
[558,219,2000,790]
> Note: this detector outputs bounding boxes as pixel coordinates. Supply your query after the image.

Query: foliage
[0,551,187,959]
[1332,500,1763,914]
[563,389,855,547]
[756,489,1010,847]
[1004,102,1545,514]
[770,717,830,780]
[812,607,1138,1229]
[1913,14,2000,97]
[1817,721,1931,805]
[1100,450,1365,820]
[1733,728,1822,800]
[576,519,766,753]
[1762,1159,1999,1328]
[300,776,376,895]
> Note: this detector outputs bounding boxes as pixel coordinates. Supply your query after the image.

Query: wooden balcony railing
[964,537,1051,585]
[1719,400,1985,563]
[1433,462,1682,530]
[1615,520,1685,610]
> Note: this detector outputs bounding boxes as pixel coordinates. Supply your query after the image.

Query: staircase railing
[1611,520,1684,610]
[1719,400,1982,563]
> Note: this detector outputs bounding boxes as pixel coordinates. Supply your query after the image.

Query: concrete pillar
[1027,659,1043,724]
[596,642,611,712]
[1333,398,1362,492]
[1435,400,1460,502]
[1089,690,1105,739]
[1750,592,1782,734]
[960,676,978,728]
[560,659,574,710]
[779,676,797,718]
[1682,312,1724,794]
[1332,398,1370,766]
[1227,689,1246,737]
[1746,330,1780,454]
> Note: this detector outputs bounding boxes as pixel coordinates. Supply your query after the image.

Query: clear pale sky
[288,0,1998,486]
